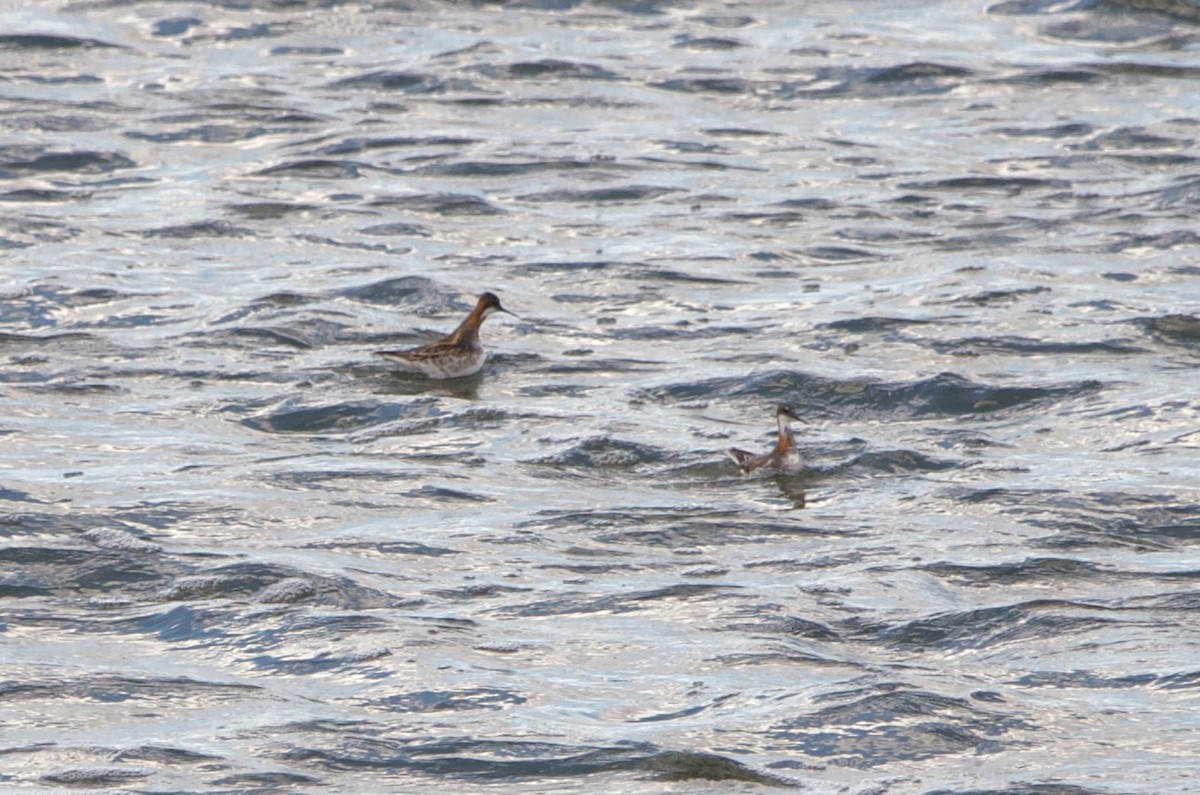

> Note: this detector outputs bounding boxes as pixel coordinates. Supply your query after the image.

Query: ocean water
[1,0,1199,792]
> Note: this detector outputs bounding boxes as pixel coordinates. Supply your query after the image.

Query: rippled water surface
[3,0,1200,792]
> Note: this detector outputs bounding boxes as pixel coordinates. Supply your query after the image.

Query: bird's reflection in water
[770,471,810,510]
[374,369,484,400]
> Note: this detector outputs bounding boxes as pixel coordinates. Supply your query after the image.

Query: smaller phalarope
[728,403,805,474]
[377,292,515,379]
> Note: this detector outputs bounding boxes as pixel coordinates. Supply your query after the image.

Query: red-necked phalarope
[377,292,515,379]
[728,403,805,474]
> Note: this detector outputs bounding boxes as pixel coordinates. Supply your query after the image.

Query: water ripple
[3,1,1197,792]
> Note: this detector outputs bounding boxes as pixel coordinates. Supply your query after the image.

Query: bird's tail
[727,448,756,473]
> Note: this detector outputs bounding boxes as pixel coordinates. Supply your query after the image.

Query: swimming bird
[377,292,515,379]
[728,403,804,474]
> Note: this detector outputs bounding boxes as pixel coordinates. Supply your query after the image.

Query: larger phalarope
[728,403,804,474]
[377,292,515,379]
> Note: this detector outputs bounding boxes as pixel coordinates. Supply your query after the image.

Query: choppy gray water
[2,0,1200,792]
